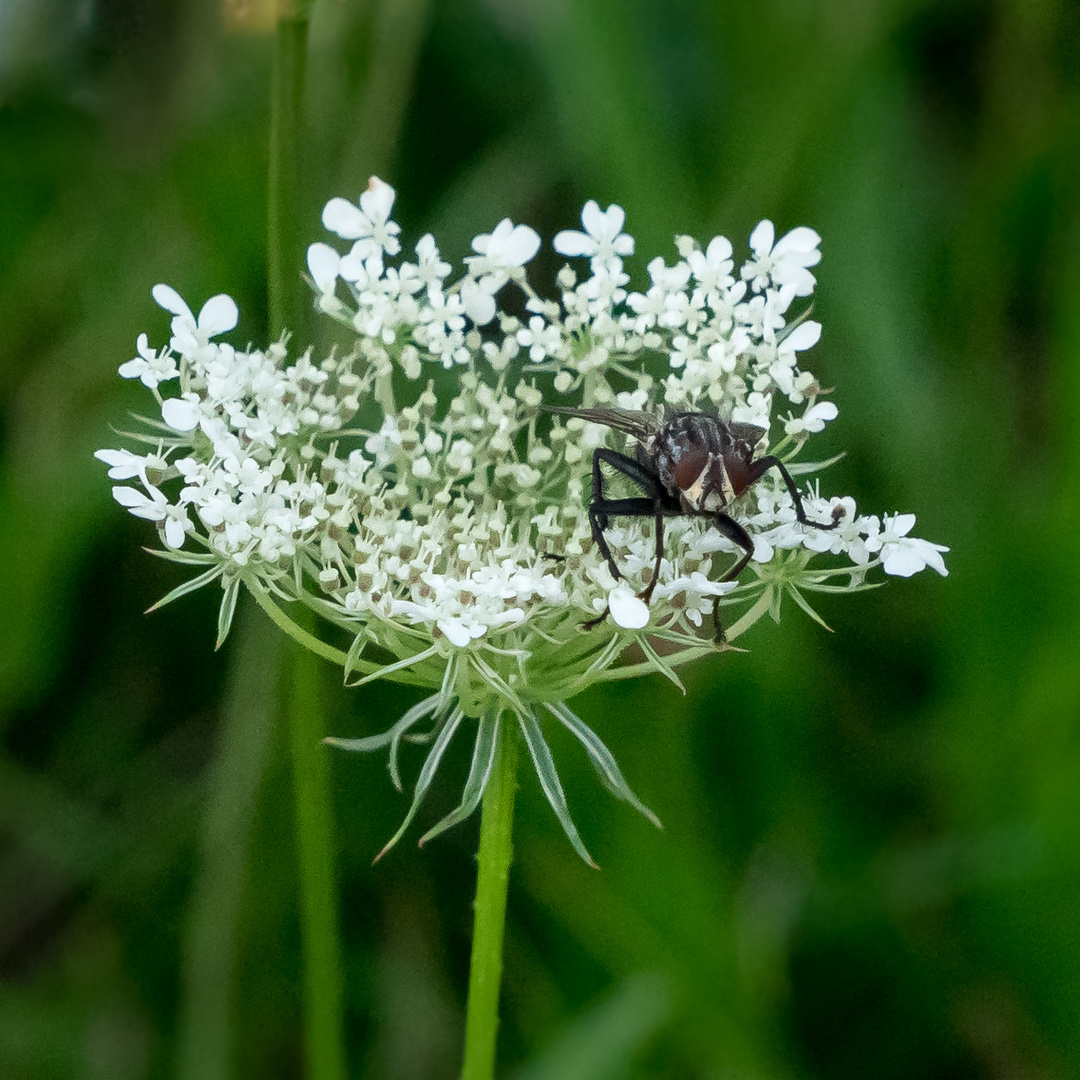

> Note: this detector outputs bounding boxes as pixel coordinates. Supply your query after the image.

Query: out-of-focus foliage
[2,0,1079,1077]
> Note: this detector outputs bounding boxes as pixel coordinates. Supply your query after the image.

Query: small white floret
[553,201,634,267]
[870,514,949,577]
[470,219,541,270]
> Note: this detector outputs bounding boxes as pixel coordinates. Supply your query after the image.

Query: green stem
[268,3,312,342]
[286,633,347,1080]
[268,8,345,1079]
[461,718,520,1080]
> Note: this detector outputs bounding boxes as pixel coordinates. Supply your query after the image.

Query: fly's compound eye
[673,445,709,492]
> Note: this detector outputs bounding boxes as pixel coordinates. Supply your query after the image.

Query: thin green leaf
[786,583,833,631]
[343,644,439,689]
[374,708,465,863]
[111,419,188,445]
[546,702,662,829]
[123,411,188,435]
[542,630,625,698]
[471,653,528,717]
[800,580,883,594]
[343,632,368,682]
[437,652,460,716]
[246,583,356,671]
[146,546,217,566]
[584,632,625,678]
[768,584,784,623]
[390,694,457,791]
[323,692,440,761]
[146,563,226,611]
[785,451,846,476]
[518,708,597,868]
[418,706,501,847]
[216,577,241,648]
[633,635,687,694]
[592,646,717,684]
[721,586,776,642]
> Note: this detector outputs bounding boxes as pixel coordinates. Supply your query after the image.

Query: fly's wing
[541,405,661,446]
[725,420,768,449]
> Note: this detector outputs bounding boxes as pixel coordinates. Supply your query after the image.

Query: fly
[544,406,844,640]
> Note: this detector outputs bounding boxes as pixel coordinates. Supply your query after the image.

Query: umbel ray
[543,406,845,640]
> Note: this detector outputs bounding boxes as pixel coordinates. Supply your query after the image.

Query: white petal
[553,229,593,257]
[162,398,200,432]
[802,401,838,431]
[881,546,928,577]
[112,485,150,509]
[889,513,917,538]
[783,320,822,353]
[95,449,142,479]
[608,587,650,630]
[578,199,603,235]
[705,235,733,262]
[322,196,367,239]
[197,294,239,337]
[164,514,188,549]
[437,618,472,648]
[920,543,950,577]
[471,219,505,255]
[489,608,526,628]
[774,226,821,259]
[884,537,949,577]
[461,279,497,325]
[504,224,541,266]
[598,203,626,238]
[307,243,341,290]
[338,247,373,284]
[152,283,190,318]
[752,535,774,563]
[359,176,396,221]
[748,219,775,256]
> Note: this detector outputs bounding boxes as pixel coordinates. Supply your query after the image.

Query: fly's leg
[747,455,844,530]
[589,448,673,597]
[582,496,659,631]
[584,448,677,631]
[708,512,756,644]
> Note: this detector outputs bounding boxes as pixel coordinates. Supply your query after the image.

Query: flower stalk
[462,716,519,1080]
[286,621,347,1080]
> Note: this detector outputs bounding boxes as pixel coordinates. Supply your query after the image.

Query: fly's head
[655,414,767,513]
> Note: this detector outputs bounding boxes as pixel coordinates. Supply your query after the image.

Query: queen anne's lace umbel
[97,179,947,862]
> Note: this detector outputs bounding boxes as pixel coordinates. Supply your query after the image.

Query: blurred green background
[2,0,1079,1077]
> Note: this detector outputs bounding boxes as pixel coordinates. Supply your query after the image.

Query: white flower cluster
[97,179,947,860]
